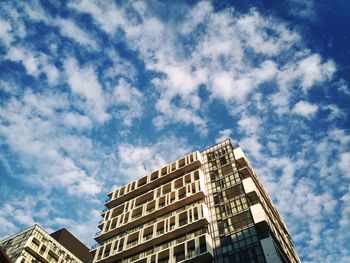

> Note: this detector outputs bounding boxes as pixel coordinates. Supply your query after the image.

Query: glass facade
[201,140,266,263]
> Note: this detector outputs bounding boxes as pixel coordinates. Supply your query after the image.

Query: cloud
[292,100,318,117]
[113,79,143,126]
[6,47,39,76]
[238,115,262,135]
[288,0,316,20]
[236,9,299,56]
[5,46,60,85]
[64,58,109,122]
[0,91,102,196]
[298,54,336,93]
[338,152,350,179]
[0,19,13,46]
[62,112,92,130]
[54,18,97,48]
[68,0,125,34]
[215,129,233,143]
[239,136,262,160]
[116,136,191,183]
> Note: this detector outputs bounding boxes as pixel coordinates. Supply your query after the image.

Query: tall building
[0,225,91,263]
[91,140,300,263]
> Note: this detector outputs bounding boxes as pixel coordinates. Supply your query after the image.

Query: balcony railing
[95,231,101,237]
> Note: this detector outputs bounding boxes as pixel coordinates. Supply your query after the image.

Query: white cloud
[180,2,213,34]
[153,99,207,132]
[62,112,92,130]
[236,10,299,55]
[5,46,60,84]
[210,60,277,103]
[68,0,125,34]
[0,19,13,46]
[42,64,60,85]
[239,136,262,160]
[55,18,97,48]
[292,100,318,117]
[113,79,143,126]
[64,58,109,122]
[298,54,336,92]
[215,129,233,143]
[0,91,102,196]
[117,137,191,183]
[339,152,350,179]
[238,115,262,135]
[6,47,39,76]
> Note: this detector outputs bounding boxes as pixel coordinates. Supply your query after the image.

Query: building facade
[0,225,88,263]
[91,140,300,263]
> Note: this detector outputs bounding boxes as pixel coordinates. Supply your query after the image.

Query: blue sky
[0,0,349,262]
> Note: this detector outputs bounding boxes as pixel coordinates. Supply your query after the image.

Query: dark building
[0,245,12,263]
[51,228,92,262]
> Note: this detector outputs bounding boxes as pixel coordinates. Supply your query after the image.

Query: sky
[0,0,349,262]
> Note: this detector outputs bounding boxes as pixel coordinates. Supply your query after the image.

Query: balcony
[233,147,250,168]
[105,152,203,209]
[249,203,269,233]
[94,204,210,262]
[95,174,207,243]
[95,233,213,263]
[242,177,259,203]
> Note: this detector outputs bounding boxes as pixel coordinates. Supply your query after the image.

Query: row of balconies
[94,204,211,262]
[95,175,207,243]
[101,169,203,224]
[96,200,205,249]
[96,232,213,263]
[133,233,213,263]
[105,152,203,209]
[24,234,81,263]
[30,227,81,263]
[15,249,39,263]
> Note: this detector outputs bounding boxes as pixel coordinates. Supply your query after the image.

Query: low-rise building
[0,225,91,263]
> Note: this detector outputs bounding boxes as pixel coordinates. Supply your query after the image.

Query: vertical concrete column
[195,236,200,256]
[169,246,175,263]
[175,213,179,228]
[142,202,147,216]
[152,223,156,240]
[94,247,101,262]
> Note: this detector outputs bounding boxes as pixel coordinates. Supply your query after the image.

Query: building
[0,245,12,263]
[0,225,91,263]
[51,228,92,262]
[91,139,301,263]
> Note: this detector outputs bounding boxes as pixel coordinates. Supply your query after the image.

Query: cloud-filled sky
[0,1,349,262]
